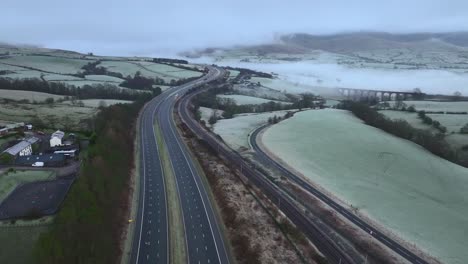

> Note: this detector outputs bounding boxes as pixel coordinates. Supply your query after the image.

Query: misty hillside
[188,32,468,57]
[280,32,468,53]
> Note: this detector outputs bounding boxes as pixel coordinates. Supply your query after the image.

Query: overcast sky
[2,0,468,56]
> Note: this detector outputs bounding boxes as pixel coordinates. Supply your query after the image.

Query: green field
[263,109,468,264]
[0,170,56,202]
[0,225,50,264]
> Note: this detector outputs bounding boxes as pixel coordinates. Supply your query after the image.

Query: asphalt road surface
[131,67,229,264]
[250,125,429,264]
[178,87,353,264]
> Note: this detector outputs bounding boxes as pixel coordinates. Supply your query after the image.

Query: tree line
[338,101,467,168]
[33,96,151,263]
[0,78,158,101]
[192,85,322,119]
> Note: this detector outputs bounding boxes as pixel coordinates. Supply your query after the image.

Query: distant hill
[280,32,468,53]
[186,32,468,57]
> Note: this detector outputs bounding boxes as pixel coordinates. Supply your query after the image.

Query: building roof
[5,122,24,129]
[3,141,31,156]
[51,130,65,140]
[15,153,66,164]
[25,137,39,144]
[2,137,38,156]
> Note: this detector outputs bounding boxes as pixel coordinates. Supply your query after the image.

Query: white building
[3,137,38,157]
[50,130,65,147]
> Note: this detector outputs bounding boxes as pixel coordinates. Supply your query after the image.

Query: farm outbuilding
[2,137,39,157]
[15,153,66,167]
[50,130,65,147]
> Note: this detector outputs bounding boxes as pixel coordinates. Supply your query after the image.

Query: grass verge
[154,122,187,264]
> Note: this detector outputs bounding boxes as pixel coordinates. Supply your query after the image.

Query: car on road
[32,162,44,167]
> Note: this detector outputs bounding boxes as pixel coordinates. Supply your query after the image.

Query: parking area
[0,177,74,219]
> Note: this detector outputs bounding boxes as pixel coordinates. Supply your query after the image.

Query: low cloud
[1,0,468,55]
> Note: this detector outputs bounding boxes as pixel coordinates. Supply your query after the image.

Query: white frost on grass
[446,133,468,148]
[213,110,293,151]
[60,99,132,108]
[199,107,224,128]
[263,109,468,264]
[400,101,468,113]
[379,110,434,131]
[50,80,121,88]
[99,60,202,82]
[233,83,291,101]
[217,94,291,105]
[0,55,89,74]
[249,76,340,97]
[1,70,43,79]
[0,89,64,101]
[216,60,468,95]
[427,114,468,133]
[84,74,124,83]
[42,74,83,81]
[228,70,240,79]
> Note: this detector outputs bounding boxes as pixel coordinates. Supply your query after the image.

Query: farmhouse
[2,137,39,157]
[50,130,65,147]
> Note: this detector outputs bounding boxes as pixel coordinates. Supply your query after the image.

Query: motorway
[178,87,353,264]
[131,67,229,264]
[250,125,429,264]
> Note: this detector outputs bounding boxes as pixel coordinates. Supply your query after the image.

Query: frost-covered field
[61,99,132,108]
[0,89,64,101]
[42,74,83,81]
[233,83,290,101]
[204,53,468,95]
[1,70,44,79]
[248,76,341,97]
[0,55,88,74]
[379,110,433,130]
[262,109,468,264]
[228,70,240,79]
[0,102,97,130]
[84,74,124,83]
[217,94,290,105]
[142,62,202,79]
[199,107,224,128]
[49,80,121,88]
[446,133,468,148]
[213,110,294,151]
[99,60,202,82]
[427,114,468,133]
[400,101,468,112]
